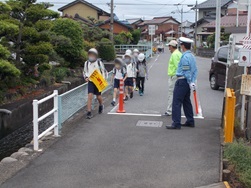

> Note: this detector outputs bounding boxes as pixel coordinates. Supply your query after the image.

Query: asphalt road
[1,50,223,188]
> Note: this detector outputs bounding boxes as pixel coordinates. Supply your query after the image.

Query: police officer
[166,37,198,130]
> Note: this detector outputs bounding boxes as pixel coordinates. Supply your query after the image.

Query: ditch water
[0,115,53,160]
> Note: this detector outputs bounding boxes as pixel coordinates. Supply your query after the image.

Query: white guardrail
[33,90,59,151]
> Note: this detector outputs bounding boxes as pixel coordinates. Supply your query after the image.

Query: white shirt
[83,60,105,78]
[113,68,124,79]
[126,63,135,78]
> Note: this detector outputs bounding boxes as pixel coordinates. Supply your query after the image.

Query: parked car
[209,45,242,90]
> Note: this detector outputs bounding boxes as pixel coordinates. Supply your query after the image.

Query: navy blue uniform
[172,50,198,128]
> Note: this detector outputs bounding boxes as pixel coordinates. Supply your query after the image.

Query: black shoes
[166,125,181,130]
[111,101,116,106]
[181,123,195,128]
[86,112,93,119]
[130,92,134,99]
[99,105,104,114]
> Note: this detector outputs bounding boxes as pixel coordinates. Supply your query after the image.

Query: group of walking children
[111,49,148,106]
[83,48,148,119]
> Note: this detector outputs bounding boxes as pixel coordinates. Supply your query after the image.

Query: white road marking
[108,112,162,117]
[149,54,160,71]
[110,104,119,113]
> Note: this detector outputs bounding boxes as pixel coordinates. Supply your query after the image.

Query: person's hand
[190,83,196,91]
[146,75,149,80]
[85,77,89,82]
[133,78,136,82]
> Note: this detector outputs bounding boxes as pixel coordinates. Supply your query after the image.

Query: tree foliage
[97,38,115,61]
[82,23,110,42]
[51,18,85,67]
[131,29,141,45]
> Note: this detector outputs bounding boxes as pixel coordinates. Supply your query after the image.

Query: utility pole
[215,0,221,52]
[236,0,239,27]
[181,5,183,37]
[110,0,114,42]
[194,0,198,51]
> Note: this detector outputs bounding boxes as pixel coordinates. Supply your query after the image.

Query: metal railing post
[53,90,59,136]
[58,95,62,132]
[33,99,39,151]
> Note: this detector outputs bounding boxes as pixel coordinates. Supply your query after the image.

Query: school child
[83,48,106,119]
[136,53,148,96]
[124,51,136,101]
[111,58,127,106]
[132,49,140,91]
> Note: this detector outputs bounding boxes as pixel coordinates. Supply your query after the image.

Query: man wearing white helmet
[166,37,198,130]
[136,53,148,96]
[164,40,182,116]
[83,48,106,119]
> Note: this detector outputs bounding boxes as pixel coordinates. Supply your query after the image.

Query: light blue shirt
[176,50,198,83]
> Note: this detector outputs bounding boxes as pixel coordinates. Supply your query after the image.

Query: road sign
[239,49,251,67]
[241,75,251,96]
[148,25,156,35]
[242,37,251,50]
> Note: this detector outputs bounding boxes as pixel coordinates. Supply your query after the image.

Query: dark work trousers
[172,79,194,128]
[136,77,145,93]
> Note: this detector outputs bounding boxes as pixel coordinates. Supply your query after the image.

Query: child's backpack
[113,66,126,77]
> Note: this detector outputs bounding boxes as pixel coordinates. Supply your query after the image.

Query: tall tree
[0,0,59,70]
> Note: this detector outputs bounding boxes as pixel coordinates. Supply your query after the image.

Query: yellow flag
[89,70,108,92]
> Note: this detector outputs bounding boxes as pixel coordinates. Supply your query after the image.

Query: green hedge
[97,38,115,61]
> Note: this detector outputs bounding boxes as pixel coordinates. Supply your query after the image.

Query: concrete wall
[62,3,98,20]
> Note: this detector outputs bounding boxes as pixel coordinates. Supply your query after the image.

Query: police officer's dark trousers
[172,78,194,127]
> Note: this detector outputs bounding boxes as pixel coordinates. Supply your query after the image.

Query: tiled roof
[58,0,110,15]
[138,17,175,26]
[97,19,132,29]
[197,0,232,9]
[126,18,142,24]
[204,14,247,28]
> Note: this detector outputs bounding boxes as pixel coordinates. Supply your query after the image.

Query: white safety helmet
[125,49,132,55]
[133,49,139,53]
[124,52,132,58]
[138,53,145,62]
[88,48,98,56]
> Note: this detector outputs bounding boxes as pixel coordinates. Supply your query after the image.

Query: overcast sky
[37,0,207,22]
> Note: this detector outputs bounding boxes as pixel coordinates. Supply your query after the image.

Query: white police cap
[179,37,194,44]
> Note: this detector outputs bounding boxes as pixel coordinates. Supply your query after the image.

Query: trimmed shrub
[97,38,115,61]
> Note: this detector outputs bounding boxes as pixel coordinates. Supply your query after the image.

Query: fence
[58,71,113,129]
[33,90,59,151]
[224,88,236,143]
[114,44,152,59]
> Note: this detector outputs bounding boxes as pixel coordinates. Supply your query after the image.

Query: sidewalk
[1,51,223,188]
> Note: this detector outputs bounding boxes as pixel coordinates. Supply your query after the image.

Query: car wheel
[210,74,219,90]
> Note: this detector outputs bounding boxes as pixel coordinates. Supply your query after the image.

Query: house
[138,17,180,41]
[180,20,194,38]
[199,1,248,44]
[97,19,132,34]
[126,18,144,29]
[192,0,233,47]
[197,0,232,20]
[58,0,110,21]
